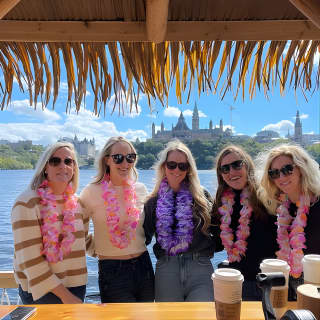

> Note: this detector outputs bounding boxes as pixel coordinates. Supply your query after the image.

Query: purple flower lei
[156,178,194,255]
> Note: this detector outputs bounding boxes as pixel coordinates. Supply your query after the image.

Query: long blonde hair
[258,143,320,203]
[30,141,79,193]
[92,136,138,184]
[149,139,212,235]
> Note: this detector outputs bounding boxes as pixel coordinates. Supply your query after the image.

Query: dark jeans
[98,250,155,303]
[19,285,86,304]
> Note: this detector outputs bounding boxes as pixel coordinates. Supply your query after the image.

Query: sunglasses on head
[108,153,137,164]
[166,161,189,171]
[268,163,295,180]
[220,160,244,174]
[48,157,74,167]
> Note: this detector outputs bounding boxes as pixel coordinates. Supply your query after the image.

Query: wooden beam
[0,20,320,42]
[289,0,320,29]
[146,0,169,43]
[0,0,21,19]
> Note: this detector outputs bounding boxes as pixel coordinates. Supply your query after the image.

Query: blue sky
[1,44,320,150]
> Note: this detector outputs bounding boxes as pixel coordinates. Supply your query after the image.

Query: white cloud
[0,107,147,149]
[7,99,61,122]
[163,106,181,117]
[262,120,294,136]
[299,113,308,120]
[199,111,207,118]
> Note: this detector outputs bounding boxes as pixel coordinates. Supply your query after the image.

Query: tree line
[1,138,320,170]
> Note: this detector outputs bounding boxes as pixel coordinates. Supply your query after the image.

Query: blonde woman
[80,136,154,303]
[143,139,218,302]
[214,145,278,300]
[258,143,320,299]
[12,142,88,304]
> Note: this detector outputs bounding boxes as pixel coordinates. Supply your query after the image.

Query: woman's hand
[52,284,83,304]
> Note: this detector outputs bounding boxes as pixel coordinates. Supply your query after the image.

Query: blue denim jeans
[155,252,214,302]
[98,250,155,303]
[19,285,86,304]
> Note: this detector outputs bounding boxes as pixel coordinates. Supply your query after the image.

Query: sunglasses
[48,157,74,167]
[220,160,244,174]
[108,153,137,164]
[166,161,190,171]
[268,163,295,180]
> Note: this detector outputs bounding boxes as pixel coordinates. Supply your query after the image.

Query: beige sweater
[80,182,148,257]
[11,189,88,300]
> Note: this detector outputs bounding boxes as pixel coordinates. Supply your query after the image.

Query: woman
[143,139,218,302]
[214,145,278,301]
[259,143,320,299]
[80,136,154,303]
[11,141,88,304]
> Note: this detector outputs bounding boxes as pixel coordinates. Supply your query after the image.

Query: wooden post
[146,0,169,43]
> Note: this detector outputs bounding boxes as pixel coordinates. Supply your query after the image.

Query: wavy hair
[30,141,79,193]
[149,139,212,235]
[257,143,320,203]
[214,144,269,220]
[92,136,138,184]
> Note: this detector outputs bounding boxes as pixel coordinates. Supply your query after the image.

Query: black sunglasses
[268,164,295,180]
[220,160,244,174]
[48,157,74,167]
[166,161,190,172]
[108,153,137,164]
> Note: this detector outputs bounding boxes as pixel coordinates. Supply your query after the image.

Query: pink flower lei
[101,179,140,249]
[37,180,77,263]
[218,187,253,263]
[276,194,310,278]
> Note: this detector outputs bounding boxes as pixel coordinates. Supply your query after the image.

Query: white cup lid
[303,254,320,264]
[211,268,244,281]
[260,259,290,272]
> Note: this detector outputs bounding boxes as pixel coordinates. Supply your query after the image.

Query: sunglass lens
[268,169,279,179]
[282,164,294,176]
[232,160,243,170]
[126,153,136,163]
[49,157,61,166]
[112,154,124,164]
[178,163,189,171]
[166,161,177,170]
[64,158,74,166]
[220,165,230,174]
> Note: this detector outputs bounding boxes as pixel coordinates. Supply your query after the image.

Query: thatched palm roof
[1,0,320,114]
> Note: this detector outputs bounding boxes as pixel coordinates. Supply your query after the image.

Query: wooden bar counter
[0,302,297,319]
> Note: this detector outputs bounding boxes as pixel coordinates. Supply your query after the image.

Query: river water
[0,169,226,303]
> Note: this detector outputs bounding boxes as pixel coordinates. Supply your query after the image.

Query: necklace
[37,180,77,263]
[156,178,194,256]
[101,179,140,249]
[218,187,253,263]
[276,194,310,278]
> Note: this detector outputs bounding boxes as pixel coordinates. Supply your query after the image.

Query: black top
[216,190,279,281]
[289,198,320,255]
[143,190,220,259]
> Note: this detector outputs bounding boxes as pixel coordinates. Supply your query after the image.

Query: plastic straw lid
[211,268,244,281]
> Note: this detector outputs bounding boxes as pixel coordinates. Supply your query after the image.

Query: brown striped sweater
[11,189,89,300]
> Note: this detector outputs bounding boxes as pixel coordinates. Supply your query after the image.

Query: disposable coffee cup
[211,268,244,320]
[302,254,320,285]
[260,259,290,319]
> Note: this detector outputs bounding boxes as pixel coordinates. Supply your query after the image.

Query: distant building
[287,110,320,146]
[254,130,280,143]
[59,135,96,158]
[151,103,231,142]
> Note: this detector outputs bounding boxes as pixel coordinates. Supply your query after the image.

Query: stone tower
[152,122,155,138]
[294,110,302,144]
[192,102,199,130]
[161,121,164,132]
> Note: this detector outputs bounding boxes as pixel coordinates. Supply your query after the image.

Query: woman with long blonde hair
[214,145,278,300]
[12,141,88,304]
[80,136,154,303]
[258,143,320,299]
[143,139,218,301]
